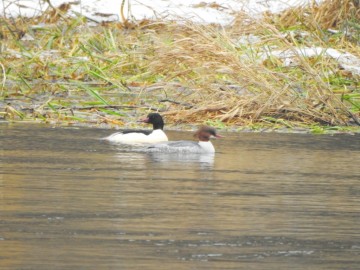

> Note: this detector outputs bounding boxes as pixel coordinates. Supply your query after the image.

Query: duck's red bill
[138,117,149,123]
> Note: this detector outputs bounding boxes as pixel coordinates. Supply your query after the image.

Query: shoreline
[1,118,359,135]
[1,1,359,133]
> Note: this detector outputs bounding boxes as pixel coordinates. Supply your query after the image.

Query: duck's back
[105,129,168,144]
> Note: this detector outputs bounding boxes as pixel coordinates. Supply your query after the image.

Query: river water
[1,123,359,269]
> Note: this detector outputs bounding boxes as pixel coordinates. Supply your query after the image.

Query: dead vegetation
[0,0,359,130]
[263,0,360,30]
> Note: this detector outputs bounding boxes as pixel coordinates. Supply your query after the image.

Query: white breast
[198,141,215,153]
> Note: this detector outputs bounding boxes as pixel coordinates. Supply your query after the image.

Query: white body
[105,129,168,144]
[147,140,215,153]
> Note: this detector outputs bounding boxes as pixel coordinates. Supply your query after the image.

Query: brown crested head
[193,126,222,142]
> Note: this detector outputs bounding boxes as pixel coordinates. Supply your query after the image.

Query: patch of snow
[235,34,262,46]
[20,33,35,41]
[259,47,360,76]
[1,0,322,25]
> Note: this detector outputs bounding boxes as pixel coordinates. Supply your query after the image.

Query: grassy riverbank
[1,0,359,133]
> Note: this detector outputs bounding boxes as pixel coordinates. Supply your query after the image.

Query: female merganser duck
[147,126,222,153]
[105,113,168,144]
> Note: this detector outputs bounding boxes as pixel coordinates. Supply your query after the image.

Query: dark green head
[140,113,165,130]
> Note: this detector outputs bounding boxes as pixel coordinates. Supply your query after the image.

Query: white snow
[259,47,360,75]
[1,0,321,24]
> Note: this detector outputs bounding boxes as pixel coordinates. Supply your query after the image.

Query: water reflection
[108,140,215,168]
[147,152,214,167]
[1,124,360,270]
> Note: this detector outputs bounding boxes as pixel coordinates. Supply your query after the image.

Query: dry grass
[263,0,359,30]
[0,0,359,129]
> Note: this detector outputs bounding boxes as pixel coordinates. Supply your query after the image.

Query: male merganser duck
[105,113,168,144]
[147,126,222,153]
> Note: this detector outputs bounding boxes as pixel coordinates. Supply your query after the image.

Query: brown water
[1,123,360,270]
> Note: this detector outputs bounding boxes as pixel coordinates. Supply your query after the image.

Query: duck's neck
[152,122,164,130]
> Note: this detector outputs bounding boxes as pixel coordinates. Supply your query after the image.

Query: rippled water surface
[1,123,360,269]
